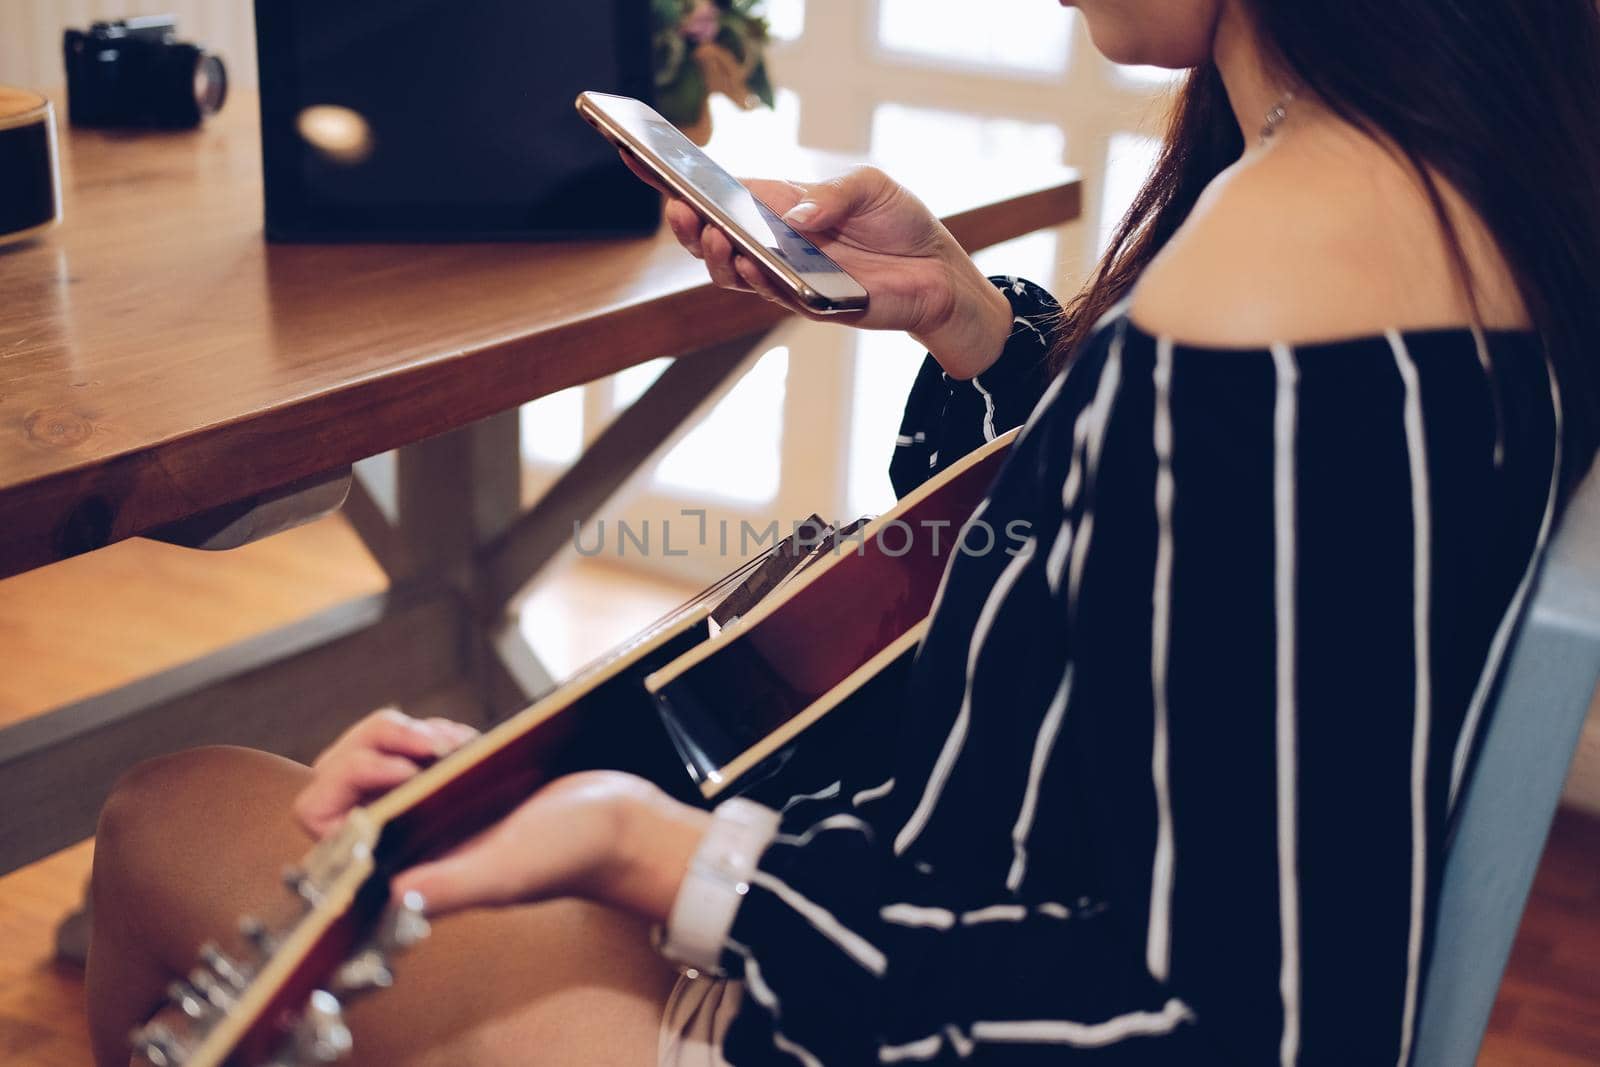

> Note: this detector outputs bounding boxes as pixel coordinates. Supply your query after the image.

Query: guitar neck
[363,604,716,863]
[360,514,861,857]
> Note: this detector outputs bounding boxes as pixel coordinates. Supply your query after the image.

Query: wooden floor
[0,517,1596,1065]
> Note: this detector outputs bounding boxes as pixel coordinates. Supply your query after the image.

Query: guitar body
[0,86,61,246]
[141,429,1019,1067]
[379,614,713,872]
[648,434,1010,798]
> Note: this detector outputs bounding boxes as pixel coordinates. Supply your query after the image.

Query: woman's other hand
[625,153,1015,378]
[392,771,711,925]
[292,708,479,840]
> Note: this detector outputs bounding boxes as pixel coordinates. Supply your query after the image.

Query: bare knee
[94,745,310,917]
[98,746,291,861]
[96,748,212,889]
[103,745,304,813]
[98,747,218,845]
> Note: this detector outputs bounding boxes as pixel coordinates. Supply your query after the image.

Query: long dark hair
[1055,1,1600,496]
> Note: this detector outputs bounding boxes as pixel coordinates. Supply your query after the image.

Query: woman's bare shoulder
[1129,125,1527,347]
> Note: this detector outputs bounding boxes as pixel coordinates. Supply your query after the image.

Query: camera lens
[193,52,227,116]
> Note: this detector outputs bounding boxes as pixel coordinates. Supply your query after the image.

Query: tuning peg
[283,865,322,906]
[199,941,250,990]
[295,989,353,1062]
[166,978,213,1022]
[239,914,277,956]
[332,947,395,996]
[189,966,236,1011]
[131,1021,188,1066]
[378,890,431,953]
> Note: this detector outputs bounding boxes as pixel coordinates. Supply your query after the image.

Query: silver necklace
[1260,91,1296,144]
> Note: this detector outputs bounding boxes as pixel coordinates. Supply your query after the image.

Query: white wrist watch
[657,797,782,976]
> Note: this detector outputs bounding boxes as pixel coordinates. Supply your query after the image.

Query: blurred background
[0,0,1194,670]
[5,0,1592,805]
[0,3,1595,1065]
[1,0,1170,541]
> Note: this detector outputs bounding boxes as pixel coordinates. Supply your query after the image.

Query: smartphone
[576,90,870,314]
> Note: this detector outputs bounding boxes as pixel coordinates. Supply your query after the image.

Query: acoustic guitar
[130,429,1018,1067]
[0,86,61,246]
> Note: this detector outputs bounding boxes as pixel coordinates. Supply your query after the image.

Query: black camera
[63,16,228,129]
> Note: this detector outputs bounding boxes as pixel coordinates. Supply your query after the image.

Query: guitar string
[626,521,838,642]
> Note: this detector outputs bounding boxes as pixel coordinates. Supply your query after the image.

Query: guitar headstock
[131,810,429,1066]
[124,548,770,1064]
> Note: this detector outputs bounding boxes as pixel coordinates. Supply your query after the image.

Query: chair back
[1413,466,1600,1067]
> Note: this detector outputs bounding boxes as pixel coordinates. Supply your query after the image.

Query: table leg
[344,458,417,579]
[328,331,769,727]
[479,331,771,611]
[362,410,534,720]
[393,410,524,579]
[473,331,771,720]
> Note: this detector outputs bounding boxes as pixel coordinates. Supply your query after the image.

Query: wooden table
[0,96,1081,874]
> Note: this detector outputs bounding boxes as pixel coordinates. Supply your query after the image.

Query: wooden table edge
[0,173,1082,579]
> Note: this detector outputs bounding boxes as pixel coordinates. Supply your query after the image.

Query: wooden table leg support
[0,585,471,875]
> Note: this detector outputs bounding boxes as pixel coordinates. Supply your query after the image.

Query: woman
[88,0,1600,1064]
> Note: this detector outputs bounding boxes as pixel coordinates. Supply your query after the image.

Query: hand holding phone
[577,91,868,313]
[578,91,1017,374]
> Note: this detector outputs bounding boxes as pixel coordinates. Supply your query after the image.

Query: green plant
[652,0,777,128]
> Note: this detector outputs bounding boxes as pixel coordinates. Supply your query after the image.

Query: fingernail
[784,201,820,226]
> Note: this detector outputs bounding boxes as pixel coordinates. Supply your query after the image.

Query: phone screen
[631,116,849,278]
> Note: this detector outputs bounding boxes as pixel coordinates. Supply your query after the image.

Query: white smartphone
[576,90,870,314]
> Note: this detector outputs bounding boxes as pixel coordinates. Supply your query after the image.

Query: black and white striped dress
[717,278,1563,1065]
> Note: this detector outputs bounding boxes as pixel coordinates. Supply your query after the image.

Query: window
[654,346,791,504]
[706,88,802,166]
[1115,64,1186,89]
[973,229,1060,284]
[613,357,671,410]
[870,102,1065,170]
[612,350,789,504]
[877,0,1074,76]
[847,331,923,519]
[843,102,1065,516]
[764,0,806,42]
[1098,131,1163,254]
[845,229,1058,518]
[520,386,584,465]
[869,102,1065,211]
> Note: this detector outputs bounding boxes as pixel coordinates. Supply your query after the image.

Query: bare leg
[87,746,679,1067]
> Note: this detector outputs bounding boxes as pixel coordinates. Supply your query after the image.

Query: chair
[1414,466,1600,1067]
